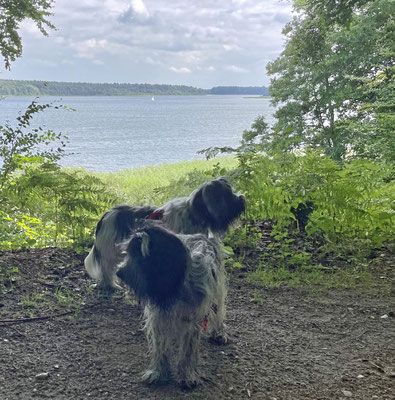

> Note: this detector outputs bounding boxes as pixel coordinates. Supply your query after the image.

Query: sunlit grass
[21,292,44,309]
[93,156,237,204]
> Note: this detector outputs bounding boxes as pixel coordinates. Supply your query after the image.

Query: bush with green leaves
[1,162,117,250]
[202,117,394,277]
[237,150,393,251]
[0,99,68,188]
[0,100,117,251]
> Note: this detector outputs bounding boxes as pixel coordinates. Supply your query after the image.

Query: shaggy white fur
[117,223,227,388]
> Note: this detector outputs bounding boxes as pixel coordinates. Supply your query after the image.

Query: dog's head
[189,177,245,233]
[116,222,188,309]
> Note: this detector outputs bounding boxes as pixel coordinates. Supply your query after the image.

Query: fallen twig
[368,361,385,374]
[0,302,102,325]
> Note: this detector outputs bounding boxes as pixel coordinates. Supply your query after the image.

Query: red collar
[203,317,208,331]
[147,210,164,220]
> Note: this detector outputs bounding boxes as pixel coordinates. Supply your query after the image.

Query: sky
[1,0,293,88]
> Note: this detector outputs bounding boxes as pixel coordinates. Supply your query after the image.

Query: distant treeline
[0,80,207,96]
[0,79,269,96]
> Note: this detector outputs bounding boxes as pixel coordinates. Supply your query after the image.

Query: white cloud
[223,44,236,52]
[119,0,150,23]
[2,0,294,86]
[225,65,249,73]
[70,38,108,59]
[169,66,192,73]
[54,37,66,44]
[61,60,75,65]
[177,50,203,64]
[20,20,44,37]
[31,58,58,67]
[132,0,149,16]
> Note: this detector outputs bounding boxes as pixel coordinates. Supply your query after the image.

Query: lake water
[0,96,275,172]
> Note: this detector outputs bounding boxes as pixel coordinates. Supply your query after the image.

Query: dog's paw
[178,375,202,389]
[142,369,168,385]
[209,331,229,345]
[93,282,122,298]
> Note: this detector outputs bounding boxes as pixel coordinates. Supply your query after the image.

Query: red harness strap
[147,210,164,220]
[203,317,208,331]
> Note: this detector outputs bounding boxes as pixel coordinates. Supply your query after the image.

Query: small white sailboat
[152,96,155,101]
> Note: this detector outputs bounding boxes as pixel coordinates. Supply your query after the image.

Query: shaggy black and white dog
[84,177,245,290]
[116,221,227,388]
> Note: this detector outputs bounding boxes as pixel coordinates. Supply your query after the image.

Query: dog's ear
[135,232,150,257]
[116,232,150,290]
[119,225,189,309]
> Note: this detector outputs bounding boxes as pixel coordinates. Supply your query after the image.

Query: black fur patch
[191,178,245,232]
[189,186,215,226]
[117,223,188,310]
[96,205,156,242]
[114,206,156,241]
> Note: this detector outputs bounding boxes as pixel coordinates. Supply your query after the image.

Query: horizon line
[0,78,268,89]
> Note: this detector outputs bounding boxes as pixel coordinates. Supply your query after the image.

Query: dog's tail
[85,205,157,289]
[84,207,135,287]
[84,208,122,288]
[84,245,101,281]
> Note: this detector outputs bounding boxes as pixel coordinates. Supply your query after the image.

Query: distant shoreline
[243,95,271,99]
[1,94,272,98]
[0,94,205,98]
[0,79,270,97]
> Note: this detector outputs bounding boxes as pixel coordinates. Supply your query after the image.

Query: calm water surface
[0,96,275,172]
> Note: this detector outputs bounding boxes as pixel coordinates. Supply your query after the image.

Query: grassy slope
[93,156,237,205]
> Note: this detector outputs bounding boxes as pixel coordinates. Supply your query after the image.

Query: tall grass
[94,156,237,205]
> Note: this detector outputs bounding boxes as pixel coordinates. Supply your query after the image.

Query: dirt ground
[0,248,394,400]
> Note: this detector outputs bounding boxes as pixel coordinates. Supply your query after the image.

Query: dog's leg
[85,245,121,294]
[142,347,171,385]
[98,257,122,292]
[142,309,171,384]
[209,268,229,345]
[174,323,201,389]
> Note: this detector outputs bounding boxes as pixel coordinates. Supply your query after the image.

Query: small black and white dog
[85,177,245,290]
[116,221,227,388]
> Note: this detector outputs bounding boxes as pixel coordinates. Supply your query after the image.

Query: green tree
[0,0,55,70]
[266,0,394,162]
[346,0,395,163]
[295,0,370,26]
